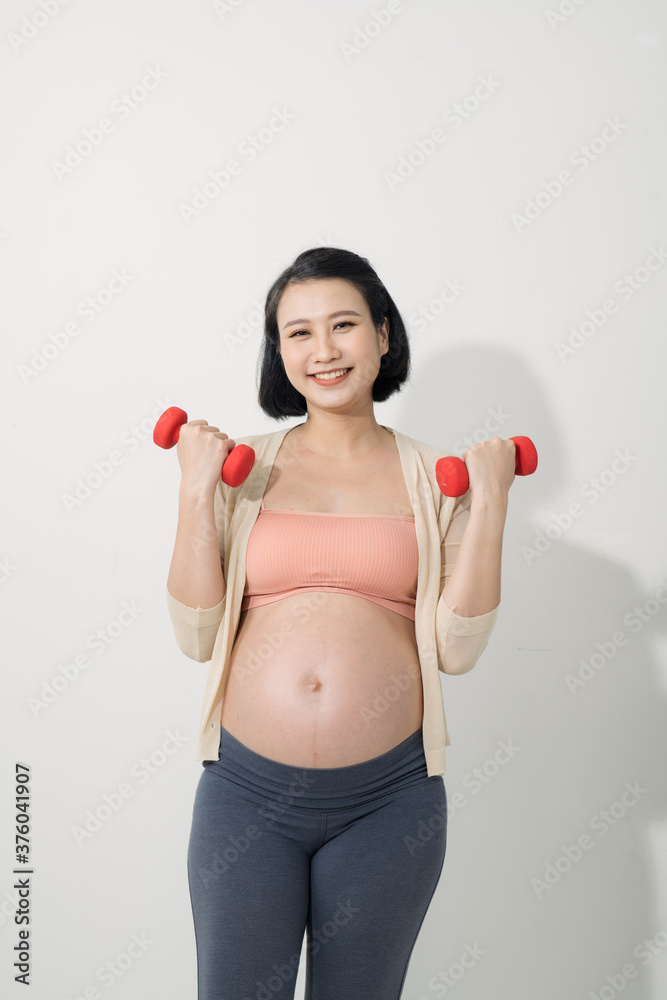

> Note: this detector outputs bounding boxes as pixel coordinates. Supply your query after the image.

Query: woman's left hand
[460,436,516,502]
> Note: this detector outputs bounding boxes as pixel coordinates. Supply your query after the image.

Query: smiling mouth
[308,368,352,382]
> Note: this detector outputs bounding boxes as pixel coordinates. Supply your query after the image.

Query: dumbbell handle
[153,406,255,488]
[435,436,538,498]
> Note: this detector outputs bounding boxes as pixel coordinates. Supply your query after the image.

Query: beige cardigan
[166,424,499,777]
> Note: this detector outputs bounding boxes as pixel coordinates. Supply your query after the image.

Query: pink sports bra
[241,497,418,620]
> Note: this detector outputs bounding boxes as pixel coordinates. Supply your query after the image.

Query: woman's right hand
[176,420,236,499]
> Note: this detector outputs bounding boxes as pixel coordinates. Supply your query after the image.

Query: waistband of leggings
[212,724,428,803]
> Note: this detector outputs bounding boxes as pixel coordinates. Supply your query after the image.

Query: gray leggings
[187,724,447,1000]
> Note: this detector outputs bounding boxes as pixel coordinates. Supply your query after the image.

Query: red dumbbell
[153,406,255,487]
[436,436,538,497]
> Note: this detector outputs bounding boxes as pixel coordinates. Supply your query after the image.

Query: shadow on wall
[397,343,667,1000]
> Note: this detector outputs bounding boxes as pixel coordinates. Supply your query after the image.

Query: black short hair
[256,247,412,419]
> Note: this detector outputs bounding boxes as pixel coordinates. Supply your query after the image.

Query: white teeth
[312,369,350,380]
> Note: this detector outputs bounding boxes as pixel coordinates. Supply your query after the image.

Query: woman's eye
[290,321,353,337]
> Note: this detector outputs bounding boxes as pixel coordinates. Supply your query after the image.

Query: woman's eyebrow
[282,310,362,330]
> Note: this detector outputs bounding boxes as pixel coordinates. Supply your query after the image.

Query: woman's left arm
[441,436,515,617]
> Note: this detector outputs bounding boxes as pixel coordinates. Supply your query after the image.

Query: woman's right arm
[165,420,234,662]
[167,485,226,610]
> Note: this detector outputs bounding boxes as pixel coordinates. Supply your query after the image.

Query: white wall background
[2,0,666,997]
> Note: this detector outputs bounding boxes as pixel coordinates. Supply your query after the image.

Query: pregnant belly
[220,591,424,768]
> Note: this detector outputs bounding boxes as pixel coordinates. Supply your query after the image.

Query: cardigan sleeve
[165,478,227,663]
[435,488,499,675]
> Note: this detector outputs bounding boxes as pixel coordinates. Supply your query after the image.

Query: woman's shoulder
[235,425,286,442]
[391,425,452,463]
[229,426,288,452]
[217,426,293,505]
[392,426,464,516]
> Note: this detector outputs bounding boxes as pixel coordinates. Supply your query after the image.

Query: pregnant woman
[166,247,515,999]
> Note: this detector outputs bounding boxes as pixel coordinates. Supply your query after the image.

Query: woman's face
[276,278,389,409]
